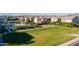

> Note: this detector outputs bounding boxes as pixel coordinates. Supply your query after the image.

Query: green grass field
[3,27,79,46]
[17,27,79,46]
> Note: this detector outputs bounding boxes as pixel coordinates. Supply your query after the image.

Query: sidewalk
[59,37,79,46]
[59,34,79,46]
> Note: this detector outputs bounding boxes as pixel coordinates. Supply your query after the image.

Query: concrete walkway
[59,37,79,46]
[59,34,79,46]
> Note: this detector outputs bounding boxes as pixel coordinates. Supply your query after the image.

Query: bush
[27,23,36,28]
[13,25,27,30]
[53,22,73,28]
[0,25,7,33]
[61,23,73,27]
[3,32,34,44]
[27,23,42,28]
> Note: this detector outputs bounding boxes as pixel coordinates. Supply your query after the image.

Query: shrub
[60,23,72,27]
[0,25,7,33]
[3,32,34,44]
[53,22,73,28]
[27,23,35,28]
[13,25,27,30]
[27,23,42,28]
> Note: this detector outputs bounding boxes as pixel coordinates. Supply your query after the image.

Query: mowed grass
[15,27,79,46]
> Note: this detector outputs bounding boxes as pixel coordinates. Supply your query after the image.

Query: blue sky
[0,13,75,16]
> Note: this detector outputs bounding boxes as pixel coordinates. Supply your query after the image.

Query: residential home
[61,16,75,23]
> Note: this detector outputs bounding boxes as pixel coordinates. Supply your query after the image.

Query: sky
[0,13,73,16]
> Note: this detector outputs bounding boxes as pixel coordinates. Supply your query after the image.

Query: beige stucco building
[5,15,76,27]
[61,16,75,23]
[31,16,75,24]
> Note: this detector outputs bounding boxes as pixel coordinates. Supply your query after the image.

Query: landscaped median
[2,26,79,46]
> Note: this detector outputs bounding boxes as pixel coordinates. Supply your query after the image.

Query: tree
[72,16,79,24]
[57,18,61,24]
[0,25,7,33]
[3,16,9,25]
[72,16,79,27]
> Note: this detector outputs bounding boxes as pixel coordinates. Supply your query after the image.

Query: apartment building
[0,15,76,27]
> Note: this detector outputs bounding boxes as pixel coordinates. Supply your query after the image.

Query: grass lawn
[18,27,79,46]
[3,26,79,46]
